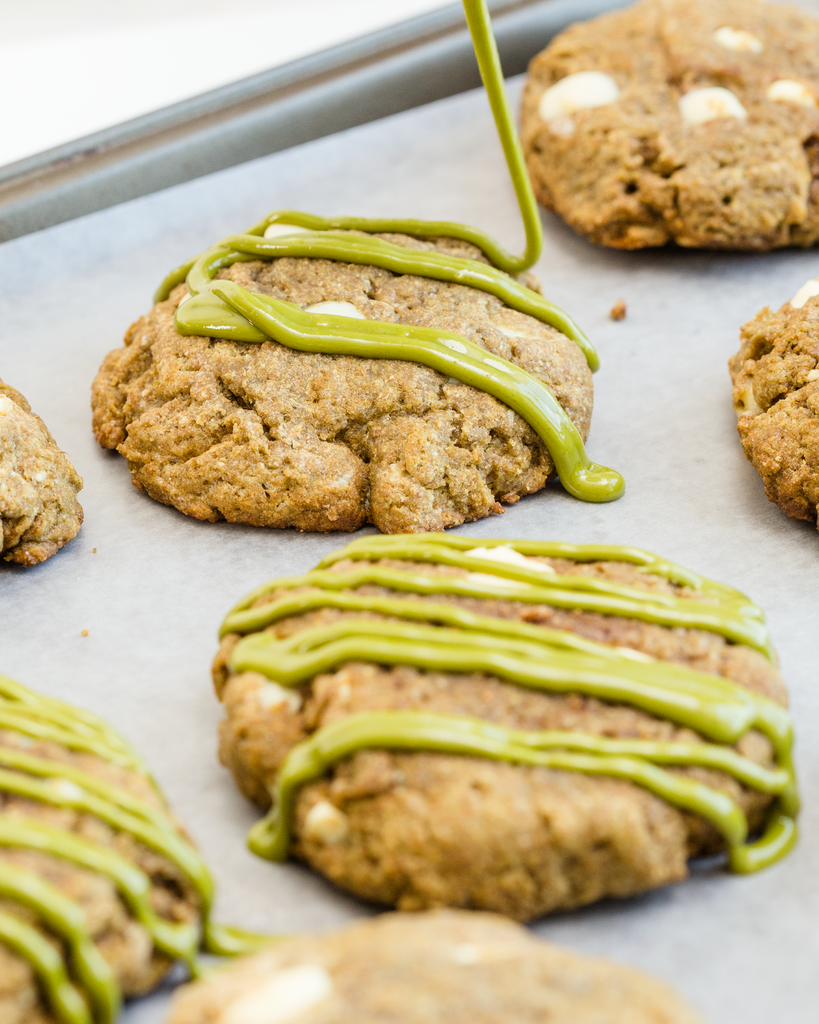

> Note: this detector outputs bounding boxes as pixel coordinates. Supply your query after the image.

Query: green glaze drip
[0,862,120,1024]
[151,0,625,505]
[224,536,796,876]
[247,711,796,874]
[0,677,269,1024]
[188,279,622,503]
[0,911,91,1024]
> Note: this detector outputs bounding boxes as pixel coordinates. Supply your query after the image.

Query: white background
[0,0,446,166]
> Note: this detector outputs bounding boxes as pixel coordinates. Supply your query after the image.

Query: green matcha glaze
[0,677,267,1024]
[224,536,796,876]
[221,558,772,658]
[246,711,796,874]
[151,0,627,506]
[0,911,92,1024]
[188,280,622,502]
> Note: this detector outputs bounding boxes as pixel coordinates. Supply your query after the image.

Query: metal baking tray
[0,0,624,242]
[2,1,818,1022]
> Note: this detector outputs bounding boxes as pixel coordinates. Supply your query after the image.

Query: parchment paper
[2,61,819,1024]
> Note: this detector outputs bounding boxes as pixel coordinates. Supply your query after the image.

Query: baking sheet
[2,63,819,1024]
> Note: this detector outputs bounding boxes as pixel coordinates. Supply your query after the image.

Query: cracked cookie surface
[0,379,83,566]
[521,0,819,250]
[91,234,592,534]
[730,288,819,525]
[167,909,703,1024]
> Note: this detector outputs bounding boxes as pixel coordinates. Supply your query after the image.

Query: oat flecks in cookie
[91,234,592,534]
[521,0,819,250]
[0,378,83,566]
[730,290,819,525]
[166,911,704,1024]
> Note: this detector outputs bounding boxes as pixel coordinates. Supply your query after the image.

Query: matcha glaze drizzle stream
[155,0,624,504]
[0,676,267,1024]
[219,536,798,876]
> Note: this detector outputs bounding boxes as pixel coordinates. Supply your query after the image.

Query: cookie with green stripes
[214,534,796,921]
[0,675,260,1024]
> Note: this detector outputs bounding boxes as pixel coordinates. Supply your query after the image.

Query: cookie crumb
[609,300,627,321]
[80,630,89,637]
[92,548,97,553]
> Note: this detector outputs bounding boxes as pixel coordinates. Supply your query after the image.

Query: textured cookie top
[521,0,819,249]
[214,535,796,920]
[92,230,599,535]
[0,379,83,566]
[729,280,819,524]
[166,910,703,1024]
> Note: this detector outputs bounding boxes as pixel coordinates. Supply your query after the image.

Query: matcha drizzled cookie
[0,675,259,1024]
[90,228,601,534]
[730,274,819,526]
[213,534,797,921]
[0,379,82,566]
[521,0,819,250]
[166,910,703,1024]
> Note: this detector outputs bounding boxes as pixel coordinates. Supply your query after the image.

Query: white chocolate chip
[807,368,819,381]
[466,545,556,573]
[451,944,482,965]
[263,222,312,239]
[0,396,14,415]
[50,779,85,800]
[679,86,747,125]
[767,79,817,107]
[496,324,531,339]
[256,681,302,713]
[790,279,819,309]
[33,471,48,483]
[221,964,333,1024]
[303,300,365,319]
[713,26,763,53]
[538,72,620,126]
[303,801,349,844]
[547,115,576,138]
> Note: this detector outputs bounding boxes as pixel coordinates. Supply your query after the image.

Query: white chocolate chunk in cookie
[767,79,817,107]
[263,222,312,238]
[790,278,819,309]
[713,26,763,53]
[220,965,333,1024]
[304,800,349,844]
[538,71,620,134]
[679,87,747,125]
[257,681,302,713]
[304,300,365,319]
[451,943,482,965]
[466,544,556,574]
[806,368,819,381]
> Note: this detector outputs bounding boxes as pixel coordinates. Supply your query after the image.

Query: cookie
[213,534,797,921]
[91,226,610,534]
[166,909,703,1024]
[0,674,258,1024]
[521,0,819,250]
[729,275,819,525]
[0,379,83,566]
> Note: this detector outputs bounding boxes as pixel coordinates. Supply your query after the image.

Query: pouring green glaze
[155,0,625,505]
[220,535,797,876]
[0,676,269,1024]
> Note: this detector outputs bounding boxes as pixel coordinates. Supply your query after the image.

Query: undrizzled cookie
[521,0,819,250]
[166,910,703,1024]
[0,379,82,566]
